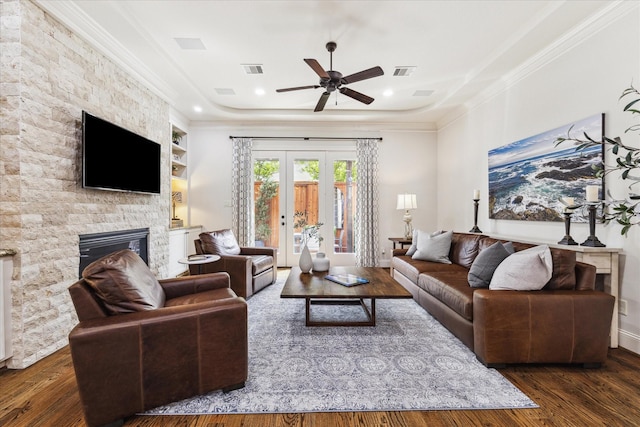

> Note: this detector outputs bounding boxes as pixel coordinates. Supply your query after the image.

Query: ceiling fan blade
[276,85,320,93]
[314,92,330,112]
[304,59,330,79]
[339,87,374,105]
[341,66,384,84]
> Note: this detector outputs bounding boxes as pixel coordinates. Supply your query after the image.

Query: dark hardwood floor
[1,345,639,426]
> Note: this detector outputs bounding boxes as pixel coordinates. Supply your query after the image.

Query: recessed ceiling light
[383,89,393,97]
[393,66,416,77]
[255,88,266,96]
[193,105,202,113]
[174,38,206,50]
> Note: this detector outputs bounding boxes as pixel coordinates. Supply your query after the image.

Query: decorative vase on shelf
[299,243,313,273]
[312,252,330,272]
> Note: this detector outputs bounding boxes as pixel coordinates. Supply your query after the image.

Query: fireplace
[79,228,149,278]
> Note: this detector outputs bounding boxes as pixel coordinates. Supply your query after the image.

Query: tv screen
[82,111,161,194]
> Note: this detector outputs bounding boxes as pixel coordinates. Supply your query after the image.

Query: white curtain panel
[231,137,254,246]
[355,139,380,267]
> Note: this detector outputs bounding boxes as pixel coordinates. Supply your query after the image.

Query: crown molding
[438,1,638,131]
[34,0,177,103]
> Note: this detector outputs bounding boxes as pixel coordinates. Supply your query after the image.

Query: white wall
[437,4,640,353]
[187,125,437,267]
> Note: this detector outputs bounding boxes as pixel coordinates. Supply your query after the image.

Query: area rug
[144,275,537,414]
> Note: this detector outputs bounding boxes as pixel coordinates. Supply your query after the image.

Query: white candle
[564,197,574,206]
[586,185,599,202]
[473,189,480,200]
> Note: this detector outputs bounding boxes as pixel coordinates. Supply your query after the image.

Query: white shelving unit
[171,125,188,228]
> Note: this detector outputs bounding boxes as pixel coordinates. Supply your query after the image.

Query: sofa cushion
[467,241,514,288]
[544,248,577,290]
[251,255,273,275]
[449,233,482,268]
[418,271,475,321]
[199,229,241,255]
[392,256,465,283]
[82,249,166,314]
[412,230,453,264]
[489,245,553,291]
[165,287,237,306]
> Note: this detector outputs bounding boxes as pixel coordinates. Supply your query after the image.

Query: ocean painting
[488,114,603,223]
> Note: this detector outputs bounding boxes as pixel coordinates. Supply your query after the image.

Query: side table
[388,237,412,250]
[178,254,220,275]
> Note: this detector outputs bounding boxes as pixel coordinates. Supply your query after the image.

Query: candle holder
[581,202,605,247]
[558,210,578,245]
[469,199,482,233]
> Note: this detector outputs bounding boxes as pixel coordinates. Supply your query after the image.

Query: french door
[253,150,357,267]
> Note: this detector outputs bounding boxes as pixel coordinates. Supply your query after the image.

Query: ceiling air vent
[413,90,434,97]
[393,66,416,77]
[242,64,264,75]
[215,88,236,95]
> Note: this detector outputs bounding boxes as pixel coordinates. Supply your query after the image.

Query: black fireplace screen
[78,228,149,278]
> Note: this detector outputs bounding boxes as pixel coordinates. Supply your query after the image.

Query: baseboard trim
[619,329,640,356]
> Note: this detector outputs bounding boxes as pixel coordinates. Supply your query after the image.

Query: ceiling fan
[276,41,384,112]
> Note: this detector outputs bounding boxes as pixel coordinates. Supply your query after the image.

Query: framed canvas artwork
[488,113,604,223]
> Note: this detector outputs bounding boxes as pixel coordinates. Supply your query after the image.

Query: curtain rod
[229,136,382,141]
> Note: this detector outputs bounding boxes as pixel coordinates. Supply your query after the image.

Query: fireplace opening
[79,228,149,278]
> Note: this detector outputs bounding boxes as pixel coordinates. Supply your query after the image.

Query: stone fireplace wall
[0,0,171,368]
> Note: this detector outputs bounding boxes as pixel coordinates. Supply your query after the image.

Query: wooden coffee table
[281,266,412,326]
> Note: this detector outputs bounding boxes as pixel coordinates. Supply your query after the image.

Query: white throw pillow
[489,245,553,291]
[405,229,420,257]
[405,229,444,257]
[411,230,452,264]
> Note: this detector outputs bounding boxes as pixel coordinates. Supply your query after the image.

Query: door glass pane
[293,159,319,254]
[253,159,280,248]
[333,159,356,253]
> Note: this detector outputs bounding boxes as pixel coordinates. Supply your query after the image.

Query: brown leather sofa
[68,249,247,427]
[391,232,615,367]
[193,229,277,299]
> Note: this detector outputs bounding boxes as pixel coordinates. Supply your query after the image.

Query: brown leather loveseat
[68,249,248,427]
[391,232,614,367]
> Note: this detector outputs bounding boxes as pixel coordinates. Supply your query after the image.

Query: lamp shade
[396,194,417,210]
[172,191,183,204]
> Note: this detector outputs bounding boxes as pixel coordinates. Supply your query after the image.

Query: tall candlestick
[586,185,599,202]
[473,189,480,200]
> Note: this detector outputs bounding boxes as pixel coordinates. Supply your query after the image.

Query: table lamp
[397,194,417,239]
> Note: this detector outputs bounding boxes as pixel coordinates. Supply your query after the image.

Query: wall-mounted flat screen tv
[82,111,161,194]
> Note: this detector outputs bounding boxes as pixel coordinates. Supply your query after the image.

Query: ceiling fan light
[383,89,394,97]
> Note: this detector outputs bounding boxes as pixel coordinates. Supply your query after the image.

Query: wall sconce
[397,194,417,239]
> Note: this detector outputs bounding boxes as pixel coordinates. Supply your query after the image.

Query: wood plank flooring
[1,346,639,426]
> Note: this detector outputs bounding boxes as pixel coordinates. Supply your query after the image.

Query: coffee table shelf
[281,266,412,326]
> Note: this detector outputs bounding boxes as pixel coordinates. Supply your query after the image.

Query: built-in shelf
[171,124,188,227]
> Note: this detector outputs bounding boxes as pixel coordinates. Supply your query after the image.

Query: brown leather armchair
[68,249,247,427]
[192,229,277,299]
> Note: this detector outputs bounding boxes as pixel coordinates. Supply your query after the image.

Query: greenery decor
[293,210,324,248]
[555,83,640,236]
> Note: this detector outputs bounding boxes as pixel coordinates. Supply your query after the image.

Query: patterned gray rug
[144,275,537,414]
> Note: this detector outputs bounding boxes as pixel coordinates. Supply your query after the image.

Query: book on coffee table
[324,274,369,287]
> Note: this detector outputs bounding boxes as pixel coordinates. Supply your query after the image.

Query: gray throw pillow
[489,245,553,291]
[411,230,453,264]
[467,241,514,288]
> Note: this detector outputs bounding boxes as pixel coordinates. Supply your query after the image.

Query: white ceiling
[37,0,611,128]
